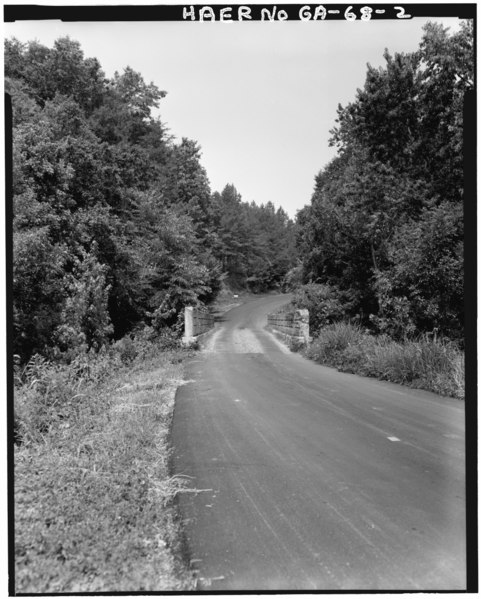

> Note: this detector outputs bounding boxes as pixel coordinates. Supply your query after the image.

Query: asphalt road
[171,294,466,591]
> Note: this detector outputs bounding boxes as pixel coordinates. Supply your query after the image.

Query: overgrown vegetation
[291,283,355,332]
[296,22,472,344]
[6,36,297,364]
[14,332,196,592]
[303,322,464,400]
[291,22,471,398]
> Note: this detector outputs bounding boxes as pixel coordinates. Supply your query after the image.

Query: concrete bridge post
[295,309,310,345]
[183,306,194,344]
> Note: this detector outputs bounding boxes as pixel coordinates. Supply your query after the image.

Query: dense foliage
[304,322,464,399]
[211,184,297,291]
[7,37,297,362]
[296,21,472,343]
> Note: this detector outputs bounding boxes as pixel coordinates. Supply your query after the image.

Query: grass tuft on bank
[14,329,196,593]
[304,322,464,399]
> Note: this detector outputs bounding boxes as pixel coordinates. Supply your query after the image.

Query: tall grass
[14,331,195,593]
[305,322,464,399]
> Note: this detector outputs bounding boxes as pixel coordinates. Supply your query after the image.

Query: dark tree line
[296,21,473,342]
[212,185,297,292]
[7,37,297,362]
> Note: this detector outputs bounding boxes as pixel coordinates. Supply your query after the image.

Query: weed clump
[305,322,464,399]
[288,337,305,353]
[14,328,194,593]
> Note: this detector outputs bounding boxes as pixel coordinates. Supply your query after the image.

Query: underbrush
[14,329,196,593]
[305,322,464,399]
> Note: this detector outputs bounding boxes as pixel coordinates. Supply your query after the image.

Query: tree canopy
[296,21,472,341]
[7,36,297,362]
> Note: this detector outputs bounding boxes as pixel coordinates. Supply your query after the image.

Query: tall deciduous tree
[297,21,473,341]
[7,35,298,361]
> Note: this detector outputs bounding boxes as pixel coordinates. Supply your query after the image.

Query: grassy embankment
[14,331,197,593]
[296,321,464,400]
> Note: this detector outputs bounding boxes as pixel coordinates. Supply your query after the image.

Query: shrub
[288,337,305,353]
[291,283,353,334]
[282,265,303,291]
[14,354,94,445]
[305,321,366,367]
[113,336,138,365]
[54,250,114,355]
[14,325,183,446]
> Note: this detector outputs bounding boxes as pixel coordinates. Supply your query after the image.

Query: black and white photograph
[5,0,475,593]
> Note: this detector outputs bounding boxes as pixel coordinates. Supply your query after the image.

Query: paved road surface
[171,295,466,591]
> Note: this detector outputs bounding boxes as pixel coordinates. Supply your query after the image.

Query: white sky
[4,7,460,217]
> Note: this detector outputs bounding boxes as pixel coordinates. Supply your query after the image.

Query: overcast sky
[5,11,460,217]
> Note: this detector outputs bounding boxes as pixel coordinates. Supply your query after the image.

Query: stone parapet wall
[267,309,309,345]
[183,306,215,345]
[192,309,215,336]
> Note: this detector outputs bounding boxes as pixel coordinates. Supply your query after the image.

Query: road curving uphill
[171,294,466,591]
